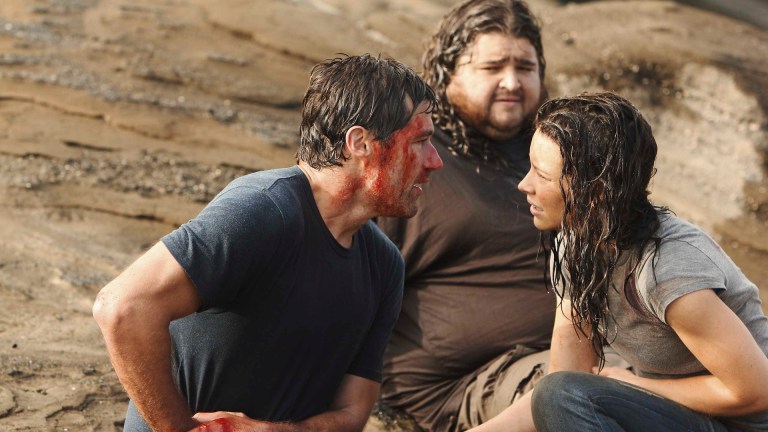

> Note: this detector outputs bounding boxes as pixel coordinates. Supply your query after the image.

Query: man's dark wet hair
[297,54,437,169]
[423,0,546,162]
[537,91,667,367]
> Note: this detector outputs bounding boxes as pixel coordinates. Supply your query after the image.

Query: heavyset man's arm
[189,374,379,432]
[599,289,768,416]
[93,242,202,432]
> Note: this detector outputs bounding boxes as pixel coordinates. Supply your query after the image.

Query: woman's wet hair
[297,54,436,169]
[536,91,667,366]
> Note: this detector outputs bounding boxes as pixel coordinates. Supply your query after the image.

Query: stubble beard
[450,91,526,141]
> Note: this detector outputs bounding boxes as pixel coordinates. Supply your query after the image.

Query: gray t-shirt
[602,214,768,378]
[557,213,768,429]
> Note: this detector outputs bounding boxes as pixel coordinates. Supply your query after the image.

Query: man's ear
[345,126,374,159]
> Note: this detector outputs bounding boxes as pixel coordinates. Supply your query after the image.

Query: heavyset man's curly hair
[535,92,668,365]
[422,0,546,164]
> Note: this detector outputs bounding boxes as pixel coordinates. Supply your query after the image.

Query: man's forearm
[190,408,369,432]
[105,323,197,431]
[294,407,370,432]
[95,295,196,431]
[259,408,369,432]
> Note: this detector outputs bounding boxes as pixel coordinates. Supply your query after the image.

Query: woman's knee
[531,372,601,414]
[531,372,605,431]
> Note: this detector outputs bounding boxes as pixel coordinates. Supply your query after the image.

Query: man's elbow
[92,283,133,336]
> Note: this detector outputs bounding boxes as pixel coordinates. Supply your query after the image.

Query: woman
[471,92,768,432]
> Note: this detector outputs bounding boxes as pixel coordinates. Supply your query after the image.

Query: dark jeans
[531,372,739,432]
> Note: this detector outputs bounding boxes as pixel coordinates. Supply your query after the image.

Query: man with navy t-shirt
[93,54,443,432]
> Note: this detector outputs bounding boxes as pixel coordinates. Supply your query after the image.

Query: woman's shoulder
[655,213,723,258]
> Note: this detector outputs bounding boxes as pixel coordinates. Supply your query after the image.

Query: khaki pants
[456,346,548,430]
[456,346,630,431]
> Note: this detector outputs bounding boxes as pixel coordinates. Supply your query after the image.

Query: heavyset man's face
[446,32,542,141]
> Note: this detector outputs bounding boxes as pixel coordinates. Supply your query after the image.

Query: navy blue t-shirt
[124,166,404,430]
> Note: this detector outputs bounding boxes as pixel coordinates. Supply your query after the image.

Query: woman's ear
[344,125,373,159]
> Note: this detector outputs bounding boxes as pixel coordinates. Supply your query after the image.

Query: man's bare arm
[190,374,380,432]
[93,242,202,431]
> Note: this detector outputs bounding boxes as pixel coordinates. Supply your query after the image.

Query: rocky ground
[0,0,766,430]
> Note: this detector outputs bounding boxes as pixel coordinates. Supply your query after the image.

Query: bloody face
[365,102,443,217]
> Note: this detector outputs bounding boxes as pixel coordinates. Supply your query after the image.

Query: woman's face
[518,130,565,231]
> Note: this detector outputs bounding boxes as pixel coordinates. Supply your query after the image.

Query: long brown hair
[536,92,667,366]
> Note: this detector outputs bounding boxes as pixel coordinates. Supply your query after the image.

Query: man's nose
[425,142,443,171]
[499,68,520,91]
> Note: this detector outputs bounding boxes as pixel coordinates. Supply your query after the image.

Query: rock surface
[0,1,766,430]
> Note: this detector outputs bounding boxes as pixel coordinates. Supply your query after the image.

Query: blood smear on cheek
[369,132,407,213]
[331,175,361,207]
[370,137,397,193]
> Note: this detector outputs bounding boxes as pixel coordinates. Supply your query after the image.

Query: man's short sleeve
[162,186,284,308]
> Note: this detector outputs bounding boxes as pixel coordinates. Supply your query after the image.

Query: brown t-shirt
[377,130,556,431]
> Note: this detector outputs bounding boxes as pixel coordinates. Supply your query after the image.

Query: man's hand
[188,412,294,432]
[187,374,379,432]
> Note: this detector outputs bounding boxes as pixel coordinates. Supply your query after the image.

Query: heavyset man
[376,1,555,430]
[93,54,443,432]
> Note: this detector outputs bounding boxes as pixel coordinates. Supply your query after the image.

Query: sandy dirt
[0,1,766,430]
